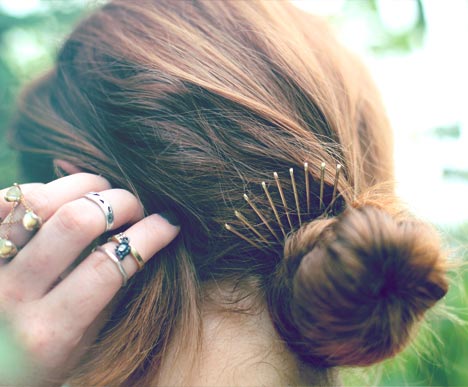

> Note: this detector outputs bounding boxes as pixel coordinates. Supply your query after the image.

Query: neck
[155,279,336,386]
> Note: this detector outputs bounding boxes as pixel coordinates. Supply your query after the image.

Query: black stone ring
[108,233,145,271]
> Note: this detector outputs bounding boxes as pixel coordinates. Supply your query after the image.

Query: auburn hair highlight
[9,0,448,385]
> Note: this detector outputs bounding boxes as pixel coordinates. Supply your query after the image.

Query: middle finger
[4,189,144,300]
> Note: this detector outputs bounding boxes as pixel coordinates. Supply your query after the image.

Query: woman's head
[10,0,448,385]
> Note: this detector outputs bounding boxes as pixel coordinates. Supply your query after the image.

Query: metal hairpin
[225,162,343,249]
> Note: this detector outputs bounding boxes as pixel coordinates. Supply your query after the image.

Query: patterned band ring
[84,192,115,232]
[95,246,128,287]
[108,232,145,271]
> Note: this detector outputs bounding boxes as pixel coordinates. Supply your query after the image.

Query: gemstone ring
[108,232,145,271]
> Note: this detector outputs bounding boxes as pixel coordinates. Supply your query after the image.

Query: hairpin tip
[289,166,301,226]
[262,178,286,237]
[304,162,310,213]
[274,169,292,230]
[319,162,326,211]
[225,223,232,230]
[331,164,342,207]
[243,194,249,201]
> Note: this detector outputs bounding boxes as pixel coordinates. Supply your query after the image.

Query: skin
[156,281,319,386]
[0,163,322,386]
[0,172,180,386]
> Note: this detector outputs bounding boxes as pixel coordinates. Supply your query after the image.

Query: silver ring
[96,246,128,287]
[108,233,145,271]
[84,192,114,232]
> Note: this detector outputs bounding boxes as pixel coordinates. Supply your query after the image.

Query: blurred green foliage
[0,2,95,187]
[0,319,29,384]
[339,0,427,54]
[0,1,467,386]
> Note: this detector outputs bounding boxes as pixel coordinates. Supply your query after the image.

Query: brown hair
[10,0,448,385]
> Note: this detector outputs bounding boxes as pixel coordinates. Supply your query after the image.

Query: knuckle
[24,185,49,218]
[18,309,76,363]
[21,318,54,355]
[55,201,97,235]
[76,172,112,190]
[112,188,135,201]
[89,250,122,287]
[113,189,144,217]
[0,277,24,305]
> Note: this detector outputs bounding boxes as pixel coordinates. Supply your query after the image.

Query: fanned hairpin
[225,162,343,249]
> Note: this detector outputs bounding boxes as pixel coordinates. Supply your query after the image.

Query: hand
[0,173,180,386]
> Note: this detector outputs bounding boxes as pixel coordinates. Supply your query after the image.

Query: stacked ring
[96,246,128,287]
[84,192,115,232]
[108,233,145,271]
[1,183,42,260]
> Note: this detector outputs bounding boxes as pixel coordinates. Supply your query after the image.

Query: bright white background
[292,0,468,226]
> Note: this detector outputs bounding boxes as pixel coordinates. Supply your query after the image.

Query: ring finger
[42,214,179,337]
[3,189,144,300]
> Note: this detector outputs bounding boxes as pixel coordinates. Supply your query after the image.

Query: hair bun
[268,205,448,367]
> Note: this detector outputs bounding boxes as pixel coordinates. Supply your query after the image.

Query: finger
[4,189,144,299]
[54,159,83,175]
[0,174,111,248]
[42,214,179,335]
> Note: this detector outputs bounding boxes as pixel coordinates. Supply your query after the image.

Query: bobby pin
[226,161,344,250]
[289,168,302,226]
[243,194,281,243]
[304,162,310,214]
[273,172,293,230]
[331,164,342,208]
[234,210,270,244]
[224,223,262,249]
[261,182,286,237]
[319,162,326,211]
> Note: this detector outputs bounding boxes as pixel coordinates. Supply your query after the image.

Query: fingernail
[159,210,180,227]
[53,163,68,178]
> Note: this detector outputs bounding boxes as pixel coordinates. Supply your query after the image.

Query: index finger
[0,173,111,247]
